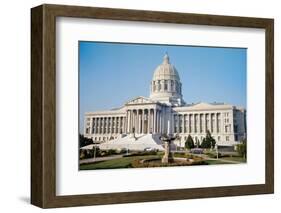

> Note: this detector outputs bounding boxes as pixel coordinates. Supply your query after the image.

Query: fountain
[160,134,176,163]
[134,121,205,168]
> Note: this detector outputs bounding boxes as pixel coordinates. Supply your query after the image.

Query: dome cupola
[149,53,185,106]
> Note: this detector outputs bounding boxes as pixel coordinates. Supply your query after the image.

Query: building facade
[84,54,246,146]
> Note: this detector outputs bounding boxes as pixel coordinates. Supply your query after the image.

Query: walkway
[80,154,124,164]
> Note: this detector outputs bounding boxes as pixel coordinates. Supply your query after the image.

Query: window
[153,81,156,91]
[158,80,161,90]
[164,80,168,91]
[226,136,229,141]
[218,136,220,141]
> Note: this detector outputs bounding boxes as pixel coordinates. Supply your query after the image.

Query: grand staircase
[99,133,164,151]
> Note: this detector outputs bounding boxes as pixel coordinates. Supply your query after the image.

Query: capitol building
[84,54,246,149]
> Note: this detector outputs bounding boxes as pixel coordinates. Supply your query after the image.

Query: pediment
[185,102,231,110]
[191,102,214,109]
[126,96,155,105]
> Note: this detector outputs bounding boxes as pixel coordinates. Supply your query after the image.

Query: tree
[185,135,195,149]
[237,139,247,159]
[200,138,211,149]
[201,130,216,149]
[79,134,93,148]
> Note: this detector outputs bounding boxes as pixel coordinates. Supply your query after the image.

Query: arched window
[164,80,168,91]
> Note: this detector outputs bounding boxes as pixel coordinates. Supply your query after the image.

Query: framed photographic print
[31,4,274,208]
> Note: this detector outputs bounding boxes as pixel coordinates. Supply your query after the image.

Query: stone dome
[149,54,185,106]
[152,54,180,82]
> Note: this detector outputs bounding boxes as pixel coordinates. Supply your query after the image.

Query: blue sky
[79,42,246,133]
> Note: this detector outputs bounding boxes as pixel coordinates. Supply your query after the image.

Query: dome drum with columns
[84,54,246,149]
[150,54,185,106]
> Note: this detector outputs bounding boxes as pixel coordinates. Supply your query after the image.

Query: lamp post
[93,145,96,162]
[215,144,219,159]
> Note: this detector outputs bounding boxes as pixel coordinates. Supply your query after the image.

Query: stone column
[138,110,141,134]
[108,117,110,134]
[175,114,177,134]
[115,117,117,134]
[131,111,134,132]
[158,110,160,133]
[153,109,156,134]
[125,111,127,133]
[101,117,104,134]
[209,113,212,133]
[159,110,161,133]
[108,117,111,134]
[156,110,159,133]
[194,114,197,133]
[105,117,108,134]
[89,117,93,134]
[111,117,114,134]
[134,110,137,133]
[171,113,174,134]
[104,117,107,134]
[116,117,121,134]
[189,114,192,133]
[94,118,97,134]
[160,80,164,92]
[189,114,190,133]
[97,117,100,134]
[184,114,187,134]
[136,109,139,134]
[122,116,124,134]
[99,117,102,134]
[130,110,133,133]
[167,80,171,92]
[126,111,129,133]
[215,113,218,133]
[103,117,105,134]
[179,114,184,133]
[115,117,118,134]
[202,114,205,133]
[119,117,121,134]
[141,109,145,134]
[199,114,202,133]
[147,109,151,134]
[91,118,95,134]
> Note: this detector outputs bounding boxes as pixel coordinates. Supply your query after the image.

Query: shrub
[237,139,247,158]
[185,135,195,149]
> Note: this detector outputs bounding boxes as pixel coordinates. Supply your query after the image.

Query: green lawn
[80,155,159,170]
[221,156,247,163]
[80,153,246,170]
[203,160,233,165]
